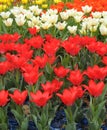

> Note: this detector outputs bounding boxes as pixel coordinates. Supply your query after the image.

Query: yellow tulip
[0,5,3,12]
[21,0,28,4]
[54,0,61,4]
[36,0,43,5]
[42,4,48,9]
[2,4,7,10]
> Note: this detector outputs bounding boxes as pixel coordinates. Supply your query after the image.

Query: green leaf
[37,123,43,130]
[45,63,53,74]
[20,117,28,130]
[0,123,8,130]
[32,115,38,127]
[11,109,22,125]
[94,100,106,120]
[65,123,76,130]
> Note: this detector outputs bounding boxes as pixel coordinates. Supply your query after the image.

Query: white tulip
[0,11,11,19]
[99,24,107,35]
[60,12,69,20]
[82,5,92,13]
[41,22,52,30]
[47,9,58,15]
[55,21,67,30]
[40,14,50,22]
[31,16,41,25]
[3,18,13,27]
[89,25,98,32]
[91,12,102,18]
[48,15,58,24]
[66,9,77,17]
[102,11,107,17]
[100,17,107,26]
[29,5,42,15]
[15,15,26,26]
[67,25,77,35]
[74,15,82,23]
[25,11,33,19]
[27,20,34,27]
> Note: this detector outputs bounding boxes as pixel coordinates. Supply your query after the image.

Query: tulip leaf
[32,115,38,127]
[37,123,42,130]
[94,100,106,120]
[20,117,28,130]
[45,63,53,74]
[11,109,22,125]
[65,123,76,130]
[0,123,7,130]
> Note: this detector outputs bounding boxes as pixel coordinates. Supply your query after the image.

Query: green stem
[67,106,73,123]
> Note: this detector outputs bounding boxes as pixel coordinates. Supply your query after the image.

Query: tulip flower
[56,87,79,106]
[68,70,83,86]
[9,90,28,105]
[41,79,63,94]
[0,90,9,107]
[30,90,52,107]
[84,65,107,80]
[54,66,70,78]
[83,80,105,97]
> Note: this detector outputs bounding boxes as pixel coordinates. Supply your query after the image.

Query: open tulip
[9,90,28,105]
[0,90,9,107]
[83,80,105,97]
[30,90,52,107]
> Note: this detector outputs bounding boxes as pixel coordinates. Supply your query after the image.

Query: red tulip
[43,38,60,56]
[83,80,105,97]
[61,40,81,56]
[9,90,28,105]
[41,79,63,94]
[22,65,42,85]
[28,27,37,35]
[25,36,43,49]
[102,56,107,65]
[56,87,79,106]
[69,86,84,98]
[84,65,107,80]
[68,70,83,85]
[30,90,52,107]
[0,90,9,106]
[54,66,70,78]
[32,54,48,68]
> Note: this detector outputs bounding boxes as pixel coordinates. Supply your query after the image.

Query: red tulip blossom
[54,66,70,78]
[25,36,43,49]
[30,90,52,107]
[102,56,107,65]
[32,54,48,69]
[28,27,37,35]
[23,70,42,85]
[6,53,28,69]
[56,87,80,106]
[47,55,56,64]
[61,40,81,56]
[84,65,107,80]
[68,70,84,85]
[41,79,63,94]
[95,42,107,56]
[83,80,105,97]
[0,33,21,43]
[43,38,60,56]
[69,86,84,98]
[0,90,9,106]
[9,90,28,105]
[0,61,11,75]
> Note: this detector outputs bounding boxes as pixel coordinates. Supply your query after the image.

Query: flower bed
[0,31,107,129]
[0,0,107,130]
[1,5,107,42]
